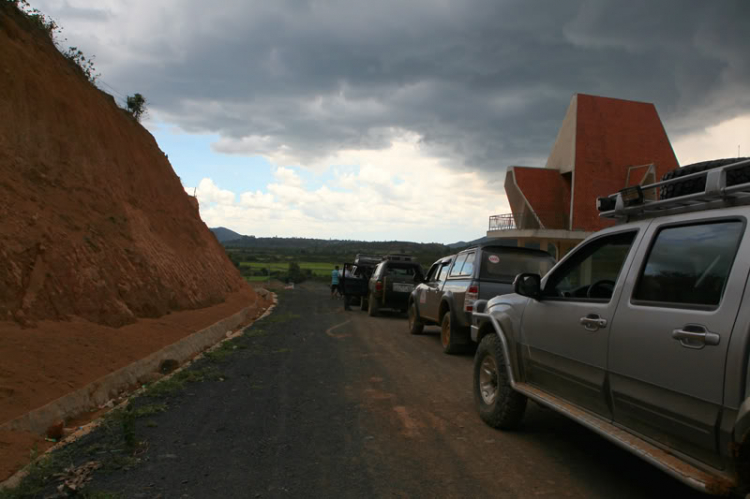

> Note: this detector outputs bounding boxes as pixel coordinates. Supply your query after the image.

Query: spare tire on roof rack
[659,157,750,200]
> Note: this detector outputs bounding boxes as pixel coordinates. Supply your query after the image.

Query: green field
[239,261,336,277]
[244,275,272,282]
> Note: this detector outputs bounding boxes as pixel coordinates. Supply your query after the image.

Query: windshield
[480,248,555,282]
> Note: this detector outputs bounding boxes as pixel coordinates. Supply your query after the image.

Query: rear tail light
[375,281,383,292]
[464,283,479,312]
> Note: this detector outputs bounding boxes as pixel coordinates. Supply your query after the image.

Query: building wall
[571,95,678,231]
[545,95,578,174]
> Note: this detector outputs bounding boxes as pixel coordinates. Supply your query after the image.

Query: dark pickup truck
[408,244,555,353]
[365,255,424,316]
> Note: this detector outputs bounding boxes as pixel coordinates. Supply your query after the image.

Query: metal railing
[489,212,570,231]
[488,213,516,231]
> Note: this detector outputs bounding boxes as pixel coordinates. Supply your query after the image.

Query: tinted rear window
[386,264,423,278]
[480,248,555,282]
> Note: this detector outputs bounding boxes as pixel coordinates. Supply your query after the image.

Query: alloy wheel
[479,354,499,405]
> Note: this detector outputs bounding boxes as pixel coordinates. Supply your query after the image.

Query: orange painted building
[487,93,679,258]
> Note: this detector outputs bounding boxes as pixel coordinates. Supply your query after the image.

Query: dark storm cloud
[44,0,750,169]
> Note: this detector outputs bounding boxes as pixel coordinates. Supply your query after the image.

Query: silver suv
[471,158,750,495]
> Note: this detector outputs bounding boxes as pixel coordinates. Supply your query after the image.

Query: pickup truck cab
[408,244,555,353]
[471,158,750,495]
[365,255,424,316]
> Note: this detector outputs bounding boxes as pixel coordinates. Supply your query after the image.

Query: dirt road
[32,284,706,498]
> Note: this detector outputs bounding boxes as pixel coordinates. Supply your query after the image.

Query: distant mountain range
[446,236,491,249]
[210,227,244,243]
[210,226,488,252]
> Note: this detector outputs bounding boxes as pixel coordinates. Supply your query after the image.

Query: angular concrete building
[487,93,679,258]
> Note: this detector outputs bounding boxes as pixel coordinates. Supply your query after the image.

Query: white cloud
[186,132,510,243]
[189,178,236,205]
[671,114,750,166]
[272,166,304,187]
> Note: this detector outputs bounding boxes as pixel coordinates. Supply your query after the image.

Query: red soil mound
[0,4,251,328]
[0,4,268,480]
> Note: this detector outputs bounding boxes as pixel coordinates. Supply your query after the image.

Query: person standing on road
[331,265,341,298]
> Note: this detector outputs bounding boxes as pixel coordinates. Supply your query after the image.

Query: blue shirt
[331,269,340,285]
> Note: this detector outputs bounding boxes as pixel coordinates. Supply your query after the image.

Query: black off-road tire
[440,311,462,354]
[367,293,379,317]
[660,157,750,200]
[473,334,527,429]
[408,302,424,335]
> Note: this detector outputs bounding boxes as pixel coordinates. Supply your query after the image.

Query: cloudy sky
[30,0,749,243]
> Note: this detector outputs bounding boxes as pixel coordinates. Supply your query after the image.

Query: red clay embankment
[0,2,267,478]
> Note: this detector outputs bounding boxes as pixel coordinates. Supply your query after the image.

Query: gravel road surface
[52,284,707,498]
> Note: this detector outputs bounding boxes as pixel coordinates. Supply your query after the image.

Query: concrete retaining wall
[0,298,270,436]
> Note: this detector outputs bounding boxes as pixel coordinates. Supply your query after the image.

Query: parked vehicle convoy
[408,244,556,354]
[365,255,424,316]
[471,158,750,495]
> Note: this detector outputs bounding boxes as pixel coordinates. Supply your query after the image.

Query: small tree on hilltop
[126,93,147,122]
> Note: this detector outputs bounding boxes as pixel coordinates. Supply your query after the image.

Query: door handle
[672,325,720,348]
[579,314,607,331]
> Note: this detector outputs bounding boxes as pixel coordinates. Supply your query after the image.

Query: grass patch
[244,327,267,338]
[244,276,270,282]
[239,261,335,277]
[143,376,185,398]
[131,403,167,418]
[143,367,224,398]
[204,341,238,363]
[272,348,290,354]
[2,355,232,496]
[0,450,71,499]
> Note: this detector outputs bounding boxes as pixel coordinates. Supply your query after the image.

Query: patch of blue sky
[148,121,275,193]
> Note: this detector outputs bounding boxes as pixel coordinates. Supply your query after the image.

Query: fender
[472,310,524,386]
[408,289,422,318]
[439,293,463,330]
[439,291,454,317]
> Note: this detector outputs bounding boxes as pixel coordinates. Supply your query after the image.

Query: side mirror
[513,273,542,300]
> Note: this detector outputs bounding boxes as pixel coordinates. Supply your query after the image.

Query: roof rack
[597,158,750,223]
[354,254,382,266]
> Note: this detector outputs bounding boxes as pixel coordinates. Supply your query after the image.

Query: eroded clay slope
[0,4,252,327]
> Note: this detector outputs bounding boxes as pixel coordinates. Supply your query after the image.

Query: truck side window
[425,264,440,283]
[544,231,637,300]
[460,252,476,276]
[437,262,451,282]
[633,221,743,308]
[449,254,468,277]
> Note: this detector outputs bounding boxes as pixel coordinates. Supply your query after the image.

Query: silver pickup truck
[471,158,750,495]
